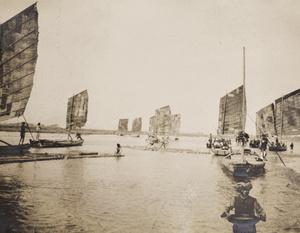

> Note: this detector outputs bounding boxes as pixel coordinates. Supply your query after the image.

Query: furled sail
[132,117,142,133]
[66,90,88,130]
[218,85,246,135]
[118,119,128,132]
[0,4,38,122]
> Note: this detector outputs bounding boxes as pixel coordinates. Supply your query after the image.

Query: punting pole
[0,139,12,146]
[23,115,35,140]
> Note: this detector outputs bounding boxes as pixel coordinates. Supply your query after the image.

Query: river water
[0,132,300,233]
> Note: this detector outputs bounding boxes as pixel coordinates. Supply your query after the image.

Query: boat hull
[0,144,31,155]
[30,139,84,148]
[269,145,287,152]
[211,146,232,156]
[222,152,265,176]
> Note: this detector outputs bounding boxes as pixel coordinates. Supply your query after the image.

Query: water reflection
[0,174,29,232]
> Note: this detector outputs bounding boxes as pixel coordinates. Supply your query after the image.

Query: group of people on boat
[211,138,231,150]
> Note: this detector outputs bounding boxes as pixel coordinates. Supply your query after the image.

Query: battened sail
[149,105,180,135]
[255,104,276,137]
[170,114,181,135]
[0,4,38,122]
[256,88,300,138]
[274,89,300,136]
[118,119,128,132]
[132,117,142,133]
[66,90,88,130]
[218,85,246,135]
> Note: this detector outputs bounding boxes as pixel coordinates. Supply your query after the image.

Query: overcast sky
[1,0,299,134]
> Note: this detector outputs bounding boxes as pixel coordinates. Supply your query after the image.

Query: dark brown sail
[0,3,38,122]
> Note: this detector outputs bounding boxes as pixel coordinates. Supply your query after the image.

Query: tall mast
[242,47,246,162]
[242,47,246,131]
[222,93,228,135]
[280,94,284,142]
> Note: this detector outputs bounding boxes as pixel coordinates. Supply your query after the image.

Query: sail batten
[66,90,88,130]
[0,56,38,79]
[0,41,38,68]
[0,3,38,122]
[0,72,34,89]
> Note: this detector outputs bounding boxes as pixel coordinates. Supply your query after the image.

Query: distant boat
[149,105,181,140]
[256,89,300,151]
[222,48,265,177]
[131,117,142,137]
[30,90,88,148]
[0,4,39,155]
[117,118,129,136]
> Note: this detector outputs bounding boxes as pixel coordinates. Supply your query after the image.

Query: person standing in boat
[19,122,28,145]
[290,142,294,152]
[36,122,41,140]
[115,143,122,156]
[209,133,213,146]
[260,136,268,160]
[221,179,266,233]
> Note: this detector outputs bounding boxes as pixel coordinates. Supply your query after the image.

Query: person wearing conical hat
[221,179,266,233]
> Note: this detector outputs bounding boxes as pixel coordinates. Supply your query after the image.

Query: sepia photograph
[0,0,300,232]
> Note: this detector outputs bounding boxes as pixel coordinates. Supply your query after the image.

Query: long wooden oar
[247,113,286,167]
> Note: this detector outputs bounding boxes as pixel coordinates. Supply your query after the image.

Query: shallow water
[0,132,300,232]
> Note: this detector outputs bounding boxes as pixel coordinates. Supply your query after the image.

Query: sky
[1,0,300,135]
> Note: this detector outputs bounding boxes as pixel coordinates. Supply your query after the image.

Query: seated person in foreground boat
[115,143,122,156]
[75,132,83,140]
[221,179,266,233]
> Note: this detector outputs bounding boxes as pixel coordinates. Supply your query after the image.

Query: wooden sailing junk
[118,118,128,136]
[131,117,142,136]
[0,4,39,154]
[211,86,245,156]
[149,105,181,139]
[256,89,300,151]
[222,48,265,176]
[30,90,88,148]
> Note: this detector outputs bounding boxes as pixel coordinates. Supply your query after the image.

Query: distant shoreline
[0,124,205,137]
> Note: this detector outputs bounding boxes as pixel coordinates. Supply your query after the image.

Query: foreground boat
[0,4,39,154]
[222,149,265,176]
[30,138,84,148]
